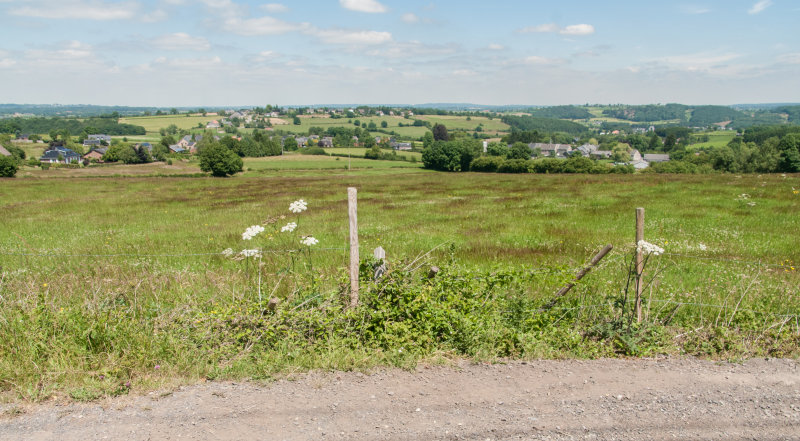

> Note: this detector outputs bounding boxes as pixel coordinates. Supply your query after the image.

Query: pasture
[1,161,799,402]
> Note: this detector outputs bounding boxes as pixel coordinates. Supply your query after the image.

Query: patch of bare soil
[2,358,799,440]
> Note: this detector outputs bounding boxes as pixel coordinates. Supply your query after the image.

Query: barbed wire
[0,247,350,258]
[661,252,795,269]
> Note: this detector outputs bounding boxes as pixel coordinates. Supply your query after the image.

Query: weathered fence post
[373,246,386,280]
[348,187,359,307]
[635,207,645,323]
[543,244,613,310]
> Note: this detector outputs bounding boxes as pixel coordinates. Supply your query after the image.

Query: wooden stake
[635,207,644,323]
[543,244,613,310]
[348,187,359,307]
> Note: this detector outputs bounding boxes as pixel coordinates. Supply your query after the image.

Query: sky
[0,0,798,107]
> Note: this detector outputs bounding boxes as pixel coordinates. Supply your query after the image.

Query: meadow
[1,157,799,402]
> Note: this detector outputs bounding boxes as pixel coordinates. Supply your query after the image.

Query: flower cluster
[301,236,319,246]
[242,225,265,240]
[637,240,664,256]
[289,199,308,213]
[281,222,297,233]
[239,249,262,258]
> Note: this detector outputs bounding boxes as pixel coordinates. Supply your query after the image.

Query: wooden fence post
[373,246,386,280]
[348,187,359,307]
[635,207,644,323]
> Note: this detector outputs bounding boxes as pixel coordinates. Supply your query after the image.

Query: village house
[320,137,334,148]
[643,153,670,163]
[576,144,599,157]
[591,150,613,159]
[83,147,107,162]
[87,134,111,143]
[40,146,81,164]
[630,149,643,162]
[529,143,572,158]
[391,141,413,151]
[169,145,186,154]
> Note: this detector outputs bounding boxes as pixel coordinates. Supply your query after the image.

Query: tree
[648,133,663,151]
[199,141,243,177]
[663,134,677,152]
[381,120,388,128]
[0,155,18,177]
[432,123,449,141]
[361,135,376,148]
[778,133,800,172]
[508,142,531,160]
[422,132,434,149]
[170,108,178,115]
[293,116,301,125]
[283,137,298,151]
[486,142,509,157]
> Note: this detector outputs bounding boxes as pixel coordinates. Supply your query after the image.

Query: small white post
[348,187,359,307]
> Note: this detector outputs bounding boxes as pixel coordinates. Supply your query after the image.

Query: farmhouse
[83,147,107,162]
[320,137,334,148]
[392,142,412,151]
[87,134,112,143]
[577,143,599,156]
[40,146,81,164]
[591,150,613,159]
[169,144,186,154]
[643,153,670,163]
[530,143,572,158]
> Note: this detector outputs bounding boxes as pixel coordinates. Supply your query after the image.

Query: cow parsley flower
[289,199,308,213]
[637,240,664,256]
[301,236,319,246]
[697,243,708,251]
[239,249,262,258]
[242,225,265,240]
[221,248,234,257]
[281,222,297,233]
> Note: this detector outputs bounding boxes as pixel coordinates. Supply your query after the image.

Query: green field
[322,147,422,160]
[276,115,432,139]
[1,161,799,402]
[417,115,510,133]
[119,114,216,134]
[689,131,737,149]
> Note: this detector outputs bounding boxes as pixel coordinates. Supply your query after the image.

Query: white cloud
[680,5,711,14]
[401,13,419,23]
[777,53,800,64]
[10,0,140,20]
[221,16,307,36]
[153,56,222,68]
[518,23,559,33]
[339,0,387,13]
[0,59,16,68]
[657,52,741,69]
[487,43,504,51]
[261,3,288,13]
[452,69,476,76]
[142,9,168,22]
[748,0,773,14]
[151,33,211,51]
[517,23,594,36]
[523,56,566,65]
[366,41,458,59]
[309,28,392,45]
[560,24,595,36]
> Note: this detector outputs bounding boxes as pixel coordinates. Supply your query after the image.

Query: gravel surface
[2,358,799,440]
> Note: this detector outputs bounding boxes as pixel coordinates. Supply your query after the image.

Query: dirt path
[2,358,799,440]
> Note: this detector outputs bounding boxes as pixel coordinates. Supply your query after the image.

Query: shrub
[0,155,18,177]
[530,158,563,174]
[198,142,244,177]
[301,147,327,156]
[497,159,531,173]
[469,156,505,172]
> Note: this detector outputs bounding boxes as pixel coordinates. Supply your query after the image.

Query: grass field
[276,115,431,139]
[322,147,422,160]
[689,131,737,149]
[416,115,510,133]
[1,162,799,402]
[119,115,214,134]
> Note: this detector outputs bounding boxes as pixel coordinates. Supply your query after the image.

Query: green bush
[469,156,505,172]
[0,155,18,177]
[497,159,531,173]
[301,147,327,156]
[530,158,563,174]
[198,142,244,177]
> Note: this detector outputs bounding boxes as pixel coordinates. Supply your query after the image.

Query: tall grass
[0,169,799,402]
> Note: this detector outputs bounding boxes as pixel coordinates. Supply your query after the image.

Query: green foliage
[469,156,505,172]
[778,133,800,172]
[602,104,688,122]
[0,155,18,177]
[0,117,145,136]
[198,142,244,177]
[508,142,532,160]
[432,123,449,141]
[501,115,588,135]
[421,140,478,171]
[530,105,593,120]
[301,147,327,156]
[497,159,531,173]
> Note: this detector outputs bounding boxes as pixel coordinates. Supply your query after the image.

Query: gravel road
[2,358,799,440]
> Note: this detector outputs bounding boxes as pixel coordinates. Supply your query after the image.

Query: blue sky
[0,0,798,106]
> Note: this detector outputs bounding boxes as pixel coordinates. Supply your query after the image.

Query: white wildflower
[697,243,707,251]
[242,225,265,240]
[747,202,756,207]
[289,199,308,213]
[239,249,262,258]
[737,193,750,200]
[281,222,297,233]
[301,236,319,246]
[637,240,664,256]
[221,248,234,257]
